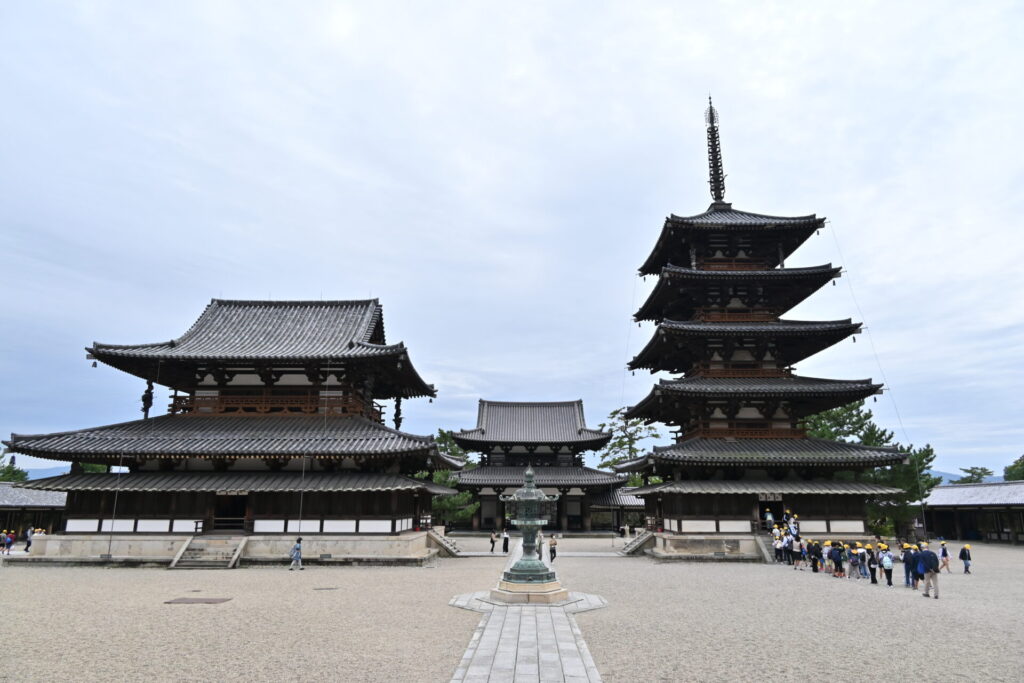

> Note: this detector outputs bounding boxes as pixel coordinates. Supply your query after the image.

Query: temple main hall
[7,299,460,563]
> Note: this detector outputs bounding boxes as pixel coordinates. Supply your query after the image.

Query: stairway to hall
[170,536,246,569]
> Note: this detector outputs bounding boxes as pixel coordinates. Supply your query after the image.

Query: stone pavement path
[449,600,602,682]
[450,542,605,682]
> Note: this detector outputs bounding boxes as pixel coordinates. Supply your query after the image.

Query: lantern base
[490,579,570,604]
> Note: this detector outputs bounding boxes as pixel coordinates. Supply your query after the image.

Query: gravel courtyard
[3,539,1022,682]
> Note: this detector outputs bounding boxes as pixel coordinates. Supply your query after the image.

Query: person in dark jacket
[959,544,972,574]
[913,544,929,589]
[919,542,940,598]
[831,543,844,578]
[866,545,878,584]
[901,543,914,587]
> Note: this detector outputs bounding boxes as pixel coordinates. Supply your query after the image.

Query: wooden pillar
[558,488,570,531]
[494,488,506,531]
[471,490,481,531]
[582,491,592,532]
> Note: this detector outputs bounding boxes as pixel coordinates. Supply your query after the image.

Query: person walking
[939,541,952,573]
[866,544,878,584]
[24,527,33,554]
[764,508,774,531]
[501,529,510,554]
[901,543,914,587]
[773,536,783,563]
[920,542,940,599]
[959,544,972,574]
[549,536,558,563]
[831,542,844,578]
[880,544,895,587]
[489,530,497,553]
[289,537,303,570]
[911,544,923,590]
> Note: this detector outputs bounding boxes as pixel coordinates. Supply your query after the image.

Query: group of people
[768,508,975,600]
[488,529,558,561]
[0,528,45,555]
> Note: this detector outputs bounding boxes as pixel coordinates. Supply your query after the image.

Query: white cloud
[2,1,1022,474]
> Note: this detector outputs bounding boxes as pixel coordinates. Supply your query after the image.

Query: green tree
[416,430,479,525]
[951,466,994,485]
[82,463,109,473]
[424,469,479,524]
[0,455,28,482]
[803,401,941,536]
[1004,454,1024,481]
[595,408,661,470]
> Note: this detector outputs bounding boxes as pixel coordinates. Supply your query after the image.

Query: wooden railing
[691,367,790,378]
[697,310,778,322]
[682,427,807,439]
[169,395,382,421]
[699,260,770,271]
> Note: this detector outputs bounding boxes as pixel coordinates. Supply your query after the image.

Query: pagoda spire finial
[705,95,726,203]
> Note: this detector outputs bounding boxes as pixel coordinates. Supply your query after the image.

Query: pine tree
[1005,454,1024,481]
[950,466,994,485]
[595,408,661,470]
[803,401,940,536]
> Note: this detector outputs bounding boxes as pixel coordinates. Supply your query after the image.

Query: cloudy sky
[2,2,1022,474]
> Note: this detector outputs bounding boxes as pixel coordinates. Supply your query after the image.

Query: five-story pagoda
[8,299,460,547]
[617,101,903,553]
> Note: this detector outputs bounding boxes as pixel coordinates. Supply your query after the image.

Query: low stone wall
[650,533,762,561]
[243,532,431,562]
[10,532,433,566]
[25,534,187,564]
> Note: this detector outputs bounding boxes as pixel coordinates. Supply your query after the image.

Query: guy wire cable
[826,218,930,531]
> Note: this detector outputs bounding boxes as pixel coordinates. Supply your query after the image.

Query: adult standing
[920,542,940,599]
[911,544,923,590]
[289,537,303,571]
[24,527,34,553]
[489,530,497,553]
[549,536,558,563]
[959,544,972,574]
[501,528,510,554]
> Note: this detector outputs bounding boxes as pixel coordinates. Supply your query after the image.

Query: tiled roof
[626,376,882,422]
[589,487,644,508]
[655,375,881,397]
[628,319,861,372]
[453,400,610,451]
[634,265,839,322]
[16,472,456,495]
[90,299,396,361]
[4,415,460,468]
[630,480,901,496]
[659,319,859,335]
[660,264,840,281]
[666,203,822,228]
[454,466,623,488]
[613,438,903,472]
[0,481,66,508]
[87,299,437,397]
[922,481,1024,507]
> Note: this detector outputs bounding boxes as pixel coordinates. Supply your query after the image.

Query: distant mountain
[26,466,70,480]
[926,469,1004,485]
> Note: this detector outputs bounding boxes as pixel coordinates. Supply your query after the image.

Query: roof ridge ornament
[705,96,727,203]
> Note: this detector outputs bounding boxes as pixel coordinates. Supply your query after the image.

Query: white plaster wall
[681,520,717,533]
[322,520,356,533]
[254,520,286,533]
[718,520,750,533]
[135,520,170,533]
[799,520,828,533]
[831,520,865,533]
[172,520,203,533]
[286,520,321,533]
[100,520,135,532]
[66,519,99,532]
[360,520,392,533]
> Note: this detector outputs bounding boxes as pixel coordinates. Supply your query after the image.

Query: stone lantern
[490,466,569,604]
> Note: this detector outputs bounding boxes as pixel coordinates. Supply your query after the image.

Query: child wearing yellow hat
[939,541,952,573]
[959,544,972,574]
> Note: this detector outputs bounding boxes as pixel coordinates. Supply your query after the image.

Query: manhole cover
[189,590,202,593]
[313,587,338,591]
[165,597,232,605]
